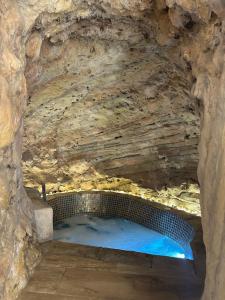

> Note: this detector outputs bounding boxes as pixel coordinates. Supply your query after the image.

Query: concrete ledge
[26,188,53,242]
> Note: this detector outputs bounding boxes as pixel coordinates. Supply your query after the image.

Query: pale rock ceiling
[23,3,200,214]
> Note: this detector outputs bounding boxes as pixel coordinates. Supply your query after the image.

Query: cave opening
[20,5,204,299]
[3,1,225,300]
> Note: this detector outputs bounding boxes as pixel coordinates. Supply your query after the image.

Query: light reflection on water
[54,214,193,260]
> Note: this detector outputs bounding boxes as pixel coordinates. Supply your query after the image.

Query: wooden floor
[18,241,203,300]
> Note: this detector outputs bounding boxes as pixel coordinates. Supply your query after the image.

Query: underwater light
[54,215,193,260]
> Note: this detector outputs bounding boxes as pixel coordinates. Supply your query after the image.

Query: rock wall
[165,1,225,299]
[1,0,225,299]
[195,14,225,300]
[0,1,77,299]
[0,2,40,299]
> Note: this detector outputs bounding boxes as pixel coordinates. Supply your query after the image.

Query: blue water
[54,215,193,260]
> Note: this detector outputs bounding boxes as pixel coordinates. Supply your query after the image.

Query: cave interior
[1,0,225,299]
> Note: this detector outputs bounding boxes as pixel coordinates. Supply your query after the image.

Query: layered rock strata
[23,4,200,193]
[1,1,225,299]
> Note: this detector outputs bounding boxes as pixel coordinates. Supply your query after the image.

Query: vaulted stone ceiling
[23,4,200,203]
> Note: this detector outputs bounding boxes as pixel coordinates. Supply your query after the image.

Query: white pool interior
[54,214,193,260]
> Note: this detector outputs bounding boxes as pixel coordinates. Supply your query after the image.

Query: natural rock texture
[47,180,201,216]
[0,1,80,299]
[23,8,200,196]
[194,17,225,300]
[164,2,225,299]
[1,0,225,299]
[0,2,40,299]
[0,130,40,300]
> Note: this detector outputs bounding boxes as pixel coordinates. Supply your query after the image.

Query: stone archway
[1,1,225,299]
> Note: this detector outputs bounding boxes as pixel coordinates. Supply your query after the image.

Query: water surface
[54,214,193,259]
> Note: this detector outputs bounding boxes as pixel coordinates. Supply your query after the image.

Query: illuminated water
[54,214,193,259]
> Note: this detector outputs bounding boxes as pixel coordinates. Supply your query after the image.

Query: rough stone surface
[195,21,225,300]
[0,1,77,299]
[23,5,200,206]
[0,2,40,299]
[1,0,225,299]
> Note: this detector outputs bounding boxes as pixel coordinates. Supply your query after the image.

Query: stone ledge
[26,188,53,242]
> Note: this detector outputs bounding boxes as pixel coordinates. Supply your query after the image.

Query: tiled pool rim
[47,191,195,251]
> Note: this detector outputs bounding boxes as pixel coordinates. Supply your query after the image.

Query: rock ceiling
[23,3,200,214]
[3,0,225,299]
